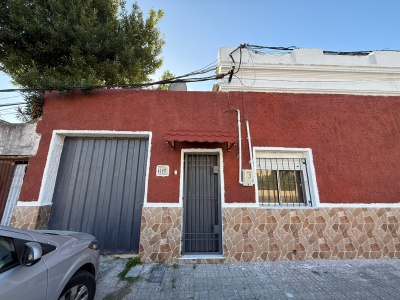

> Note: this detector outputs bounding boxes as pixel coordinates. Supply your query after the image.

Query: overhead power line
[3,43,394,94]
[245,44,400,56]
[0,102,25,107]
[0,60,225,93]
[0,95,23,101]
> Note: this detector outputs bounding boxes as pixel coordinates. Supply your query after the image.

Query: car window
[0,237,18,272]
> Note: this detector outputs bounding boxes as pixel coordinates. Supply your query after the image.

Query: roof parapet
[216,46,400,95]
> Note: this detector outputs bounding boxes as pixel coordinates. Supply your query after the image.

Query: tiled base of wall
[139,207,182,263]
[223,207,400,262]
[10,205,52,230]
[139,207,400,263]
[9,205,400,263]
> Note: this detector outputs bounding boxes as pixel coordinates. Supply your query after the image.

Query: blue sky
[1,0,400,122]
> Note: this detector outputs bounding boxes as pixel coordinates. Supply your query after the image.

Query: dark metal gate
[182,153,222,255]
[48,137,148,254]
[0,160,15,220]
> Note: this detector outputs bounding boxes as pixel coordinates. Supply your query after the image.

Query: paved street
[95,256,400,300]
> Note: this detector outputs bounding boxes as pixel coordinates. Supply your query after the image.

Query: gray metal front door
[182,153,222,255]
[48,137,148,254]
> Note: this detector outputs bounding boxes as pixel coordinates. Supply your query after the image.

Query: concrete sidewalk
[95,256,400,300]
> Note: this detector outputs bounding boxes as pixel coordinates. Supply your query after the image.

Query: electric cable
[0,74,224,92]
[0,59,225,93]
[0,112,19,116]
[246,44,400,56]
[0,107,20,111]
[0,108,20,115]
[0,95,23,101]
[221,77,400,83]
[247,45,298,51]
[0,102,25,107]
[229,45,245,75]
[245,50,256,87]
[3,44,396,93]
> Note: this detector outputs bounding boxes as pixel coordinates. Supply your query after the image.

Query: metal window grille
[256,158,312,207]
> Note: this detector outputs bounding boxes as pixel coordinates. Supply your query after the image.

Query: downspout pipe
[237,109,243,184]
[245,120,254,184]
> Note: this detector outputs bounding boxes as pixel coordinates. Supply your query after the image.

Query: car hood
[36,230,95,241]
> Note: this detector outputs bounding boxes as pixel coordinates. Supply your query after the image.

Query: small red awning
[165,130,236,150]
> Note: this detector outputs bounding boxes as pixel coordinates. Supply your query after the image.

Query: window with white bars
[255,150,317,207]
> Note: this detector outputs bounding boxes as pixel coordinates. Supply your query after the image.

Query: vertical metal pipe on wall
[245,120,254,184]
[237,110,243,184]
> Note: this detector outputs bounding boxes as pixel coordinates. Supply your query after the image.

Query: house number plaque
[156,165,169,177]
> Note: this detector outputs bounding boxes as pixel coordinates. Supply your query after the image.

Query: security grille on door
[182,153,222,255]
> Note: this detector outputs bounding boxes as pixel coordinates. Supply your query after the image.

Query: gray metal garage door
[48,137,148,254]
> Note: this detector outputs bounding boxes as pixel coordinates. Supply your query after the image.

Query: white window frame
[253,147,320,208]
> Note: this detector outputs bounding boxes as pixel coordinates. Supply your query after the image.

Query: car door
[0,231,48,300]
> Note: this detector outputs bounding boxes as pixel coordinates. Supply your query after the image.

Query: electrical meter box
[242,169,254,186]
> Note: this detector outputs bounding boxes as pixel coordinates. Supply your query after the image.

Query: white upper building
[215,46,400,96]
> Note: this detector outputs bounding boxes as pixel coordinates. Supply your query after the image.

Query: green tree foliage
[156,70,175,90]
[0,0,165,120]
[17,91,44,122]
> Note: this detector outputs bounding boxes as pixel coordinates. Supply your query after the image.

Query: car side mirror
[21,242,42,267]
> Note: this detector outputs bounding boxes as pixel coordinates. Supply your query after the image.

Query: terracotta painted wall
[19,89,400,204]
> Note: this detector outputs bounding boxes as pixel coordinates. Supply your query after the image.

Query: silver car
[0,225,100,300]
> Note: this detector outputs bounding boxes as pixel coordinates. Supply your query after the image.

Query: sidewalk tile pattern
[95,257,400,300]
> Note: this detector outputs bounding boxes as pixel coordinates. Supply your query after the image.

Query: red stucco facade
[20,89,400,204]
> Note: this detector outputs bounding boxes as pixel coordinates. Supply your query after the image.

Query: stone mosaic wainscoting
[11,205,52,230]
[139,206,400,263]
[139,207,182,263]
[223,207,400,262]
